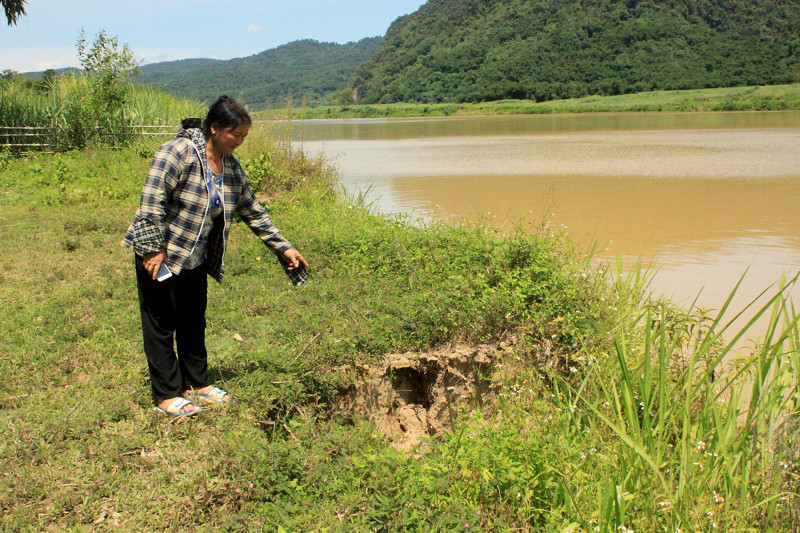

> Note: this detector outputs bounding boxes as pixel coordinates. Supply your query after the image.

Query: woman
[123,95,307,417]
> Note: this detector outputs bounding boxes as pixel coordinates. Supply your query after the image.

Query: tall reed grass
[0,75,204,149]
[554,269,800,531]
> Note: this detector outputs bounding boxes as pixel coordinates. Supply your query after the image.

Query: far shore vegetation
[259,83,800,120]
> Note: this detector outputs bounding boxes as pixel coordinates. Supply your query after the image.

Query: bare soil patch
[340,344,508,451]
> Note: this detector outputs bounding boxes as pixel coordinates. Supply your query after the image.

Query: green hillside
[135,38,382,110]
[137,58,222,84]
[352,0,800,104]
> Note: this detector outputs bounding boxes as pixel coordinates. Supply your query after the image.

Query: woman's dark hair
[202,95,251,137]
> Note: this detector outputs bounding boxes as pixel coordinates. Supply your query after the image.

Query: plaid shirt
[122,126,292,283]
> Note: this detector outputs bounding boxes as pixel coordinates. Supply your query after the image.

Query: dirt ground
[340,343,513,451]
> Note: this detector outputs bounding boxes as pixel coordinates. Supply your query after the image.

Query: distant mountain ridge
[352,0,800,104]
[24,67,81,78]
[135,38,382,110]
[138,58,222,81]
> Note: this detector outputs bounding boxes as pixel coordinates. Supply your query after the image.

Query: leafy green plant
[242,152,286,192]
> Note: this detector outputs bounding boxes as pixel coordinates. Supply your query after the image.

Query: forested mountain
[138,59,222,84]
[135,38,383,109]
[352,0,800,103]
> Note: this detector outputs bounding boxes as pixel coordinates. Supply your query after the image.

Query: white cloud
[0,45,78,72]
[245,24,266,34]
[36,60,66,70]
[138,51,186,65]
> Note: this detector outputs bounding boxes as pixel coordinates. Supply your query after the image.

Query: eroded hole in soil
[340,344,503,451]
[390,364,437,408]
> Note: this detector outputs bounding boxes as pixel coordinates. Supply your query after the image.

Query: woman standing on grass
[123,95,308,417]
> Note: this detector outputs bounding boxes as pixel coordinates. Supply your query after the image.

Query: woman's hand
[281,248,308,270]
[143,251,166,280]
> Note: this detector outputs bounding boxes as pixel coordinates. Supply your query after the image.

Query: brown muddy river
[292,112,800,337]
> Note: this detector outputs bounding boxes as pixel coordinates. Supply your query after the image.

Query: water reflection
[293,110,800,141]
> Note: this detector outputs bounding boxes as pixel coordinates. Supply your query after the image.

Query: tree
[76,29,139,126]
[62,29,141,147]
[0,69,18,81]
[36,68,57,93]
[41,69,56,85]
[2,0,26,25]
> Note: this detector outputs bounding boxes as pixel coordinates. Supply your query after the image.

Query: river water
[292,111,800,337]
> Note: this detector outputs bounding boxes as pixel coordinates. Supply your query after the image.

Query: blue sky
[0,0,427,73]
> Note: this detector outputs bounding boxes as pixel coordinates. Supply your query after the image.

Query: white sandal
[185,386,233,404]
[153,397,201,417]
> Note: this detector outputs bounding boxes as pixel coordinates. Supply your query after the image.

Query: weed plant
[0,126,797,530]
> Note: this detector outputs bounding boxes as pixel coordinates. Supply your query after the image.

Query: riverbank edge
[256,83,800,120]
[0,142,797,531]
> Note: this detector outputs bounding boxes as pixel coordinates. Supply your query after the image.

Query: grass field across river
[0,126,798,530]
[258,83,800,120]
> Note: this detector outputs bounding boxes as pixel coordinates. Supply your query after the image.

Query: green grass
[0,128,797,531]
[257,83,800,120]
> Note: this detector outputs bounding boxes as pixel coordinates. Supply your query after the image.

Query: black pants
[135,256,210,401]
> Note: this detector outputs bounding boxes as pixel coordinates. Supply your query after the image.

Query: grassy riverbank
[1,129,798,531]
[258,83,800,120]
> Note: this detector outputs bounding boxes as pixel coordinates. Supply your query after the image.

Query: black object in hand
[283,262,308,287]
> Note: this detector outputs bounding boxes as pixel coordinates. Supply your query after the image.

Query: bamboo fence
[0,125,176,154]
